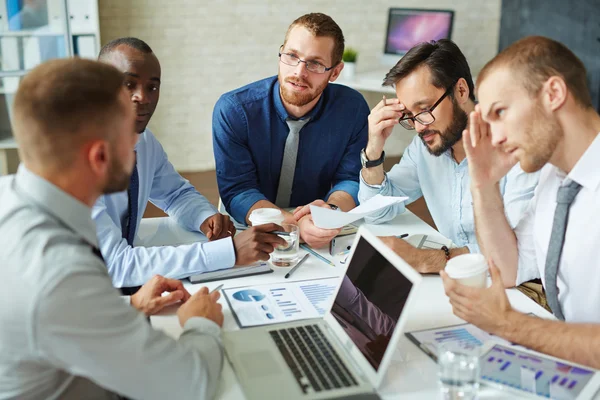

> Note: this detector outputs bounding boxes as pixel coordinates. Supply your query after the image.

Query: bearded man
[212,13,369,249]
[358,39,540,273]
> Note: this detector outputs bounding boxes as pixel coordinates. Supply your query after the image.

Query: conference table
[141,211,554,399]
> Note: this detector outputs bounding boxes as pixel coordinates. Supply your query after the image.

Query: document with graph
[406,322,514,361]
[222,277,340,328]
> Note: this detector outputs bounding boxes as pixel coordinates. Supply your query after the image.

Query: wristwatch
[360,148,385,168]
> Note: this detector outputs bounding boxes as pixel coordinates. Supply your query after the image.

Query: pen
[396,233,409,239]
[210,284,224,294]
[383,95,387,106]
[300,244,336,267]
[285,253,310,279]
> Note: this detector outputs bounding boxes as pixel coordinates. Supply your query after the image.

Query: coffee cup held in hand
[444,254,488,288]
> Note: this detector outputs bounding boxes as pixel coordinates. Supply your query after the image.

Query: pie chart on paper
[232,289,266,302]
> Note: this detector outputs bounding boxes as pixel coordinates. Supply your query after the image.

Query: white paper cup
[248,208,285,226]
[445,254,488,288]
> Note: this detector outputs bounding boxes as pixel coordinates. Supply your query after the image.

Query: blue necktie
[123,157,139,246]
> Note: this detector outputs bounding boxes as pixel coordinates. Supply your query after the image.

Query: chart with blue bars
[269,281,337,318]
[480,344,594,398]
[432,328,483,346]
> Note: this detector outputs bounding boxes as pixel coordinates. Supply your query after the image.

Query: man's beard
[518,101,562,173]
[420,99,468,157]
[278,74,329,108]
[103,155,132,194]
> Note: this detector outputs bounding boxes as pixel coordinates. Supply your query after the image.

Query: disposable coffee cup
[444,254,488,288]
[248,208,285,226]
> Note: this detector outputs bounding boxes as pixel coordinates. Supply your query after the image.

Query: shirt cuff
[465,243,480,254]
[202,236,236,271]
[183,316,222,338]
[229,189,269,225]
[359,171,388,190]
[327,180,359,206]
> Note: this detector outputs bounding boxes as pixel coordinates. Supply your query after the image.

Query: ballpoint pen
[210,284,224,294]
[397,233,409,239]
[300,244,336,267]
[383,95,387,106]
[285,253,310,279]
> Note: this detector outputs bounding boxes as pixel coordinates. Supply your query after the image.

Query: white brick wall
[99,0,501,171]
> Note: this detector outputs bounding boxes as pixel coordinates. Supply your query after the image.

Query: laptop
[223,226,423,399]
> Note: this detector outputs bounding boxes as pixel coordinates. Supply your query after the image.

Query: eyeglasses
[278,46,334,74]
[398,84,455,130]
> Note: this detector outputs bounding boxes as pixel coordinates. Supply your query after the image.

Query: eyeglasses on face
[398,84,456,130]
[278,46,334,74]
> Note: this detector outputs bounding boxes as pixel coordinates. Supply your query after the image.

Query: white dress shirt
[515,133,600,323]
[93,128,235,287]
[0,166,223,400]
[359,136,540,252]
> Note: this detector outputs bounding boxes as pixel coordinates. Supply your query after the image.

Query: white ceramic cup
[248,208,285,226]
[444,254,489,288]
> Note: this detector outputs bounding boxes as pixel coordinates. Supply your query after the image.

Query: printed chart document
[406,322,516,361]
[223,277,339,328]
[310,194,408,229]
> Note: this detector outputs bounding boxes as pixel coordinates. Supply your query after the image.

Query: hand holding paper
[310,194,408,229]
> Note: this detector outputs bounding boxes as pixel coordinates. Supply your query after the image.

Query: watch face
[360,149,368,167]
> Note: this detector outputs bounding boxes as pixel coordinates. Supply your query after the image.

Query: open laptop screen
[331,236,413,370]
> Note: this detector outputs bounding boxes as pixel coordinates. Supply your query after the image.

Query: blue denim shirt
[359,135,540,253]
[213,76,369,223]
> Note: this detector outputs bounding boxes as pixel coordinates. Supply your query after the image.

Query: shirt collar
[15,165,99,247]
[272,78,327,123]
[563,133,600,192]
[134,128,147,151]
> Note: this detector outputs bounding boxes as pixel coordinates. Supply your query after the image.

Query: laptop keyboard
[269,324,359,394]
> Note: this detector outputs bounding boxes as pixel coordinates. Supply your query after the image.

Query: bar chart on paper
[223,278,339,328]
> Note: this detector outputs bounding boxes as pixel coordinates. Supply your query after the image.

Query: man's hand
[440,259,514,335]
[131,275,191,316]
[464,106,518,190]
[200,213,235,241]
[233,223,288,265]
[292,199,328,221]
[177,287,224,327]
[365,97,404,160]
[298,214,341,249]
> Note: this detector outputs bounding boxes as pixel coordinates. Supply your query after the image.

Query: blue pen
[300,244,336,267]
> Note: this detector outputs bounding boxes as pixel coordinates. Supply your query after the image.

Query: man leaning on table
[442,36,600,369]
[94,37,285,290]
[0,58,236,399]
[213,13,369,249]
[358,39,539,273]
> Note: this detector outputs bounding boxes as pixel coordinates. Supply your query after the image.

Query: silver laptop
[223,226,423,399]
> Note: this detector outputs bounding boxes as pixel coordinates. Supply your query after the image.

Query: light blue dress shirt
[358,136,540,253]
[93,128,235,287]
[0,166,223,400]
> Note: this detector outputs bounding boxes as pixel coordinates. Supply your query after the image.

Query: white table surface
[141,211,554,400]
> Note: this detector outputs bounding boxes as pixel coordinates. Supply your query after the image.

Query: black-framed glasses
[398,84,455,130]
[278,46,334,74]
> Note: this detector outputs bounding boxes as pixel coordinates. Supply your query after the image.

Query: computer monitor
[382,8,455,66]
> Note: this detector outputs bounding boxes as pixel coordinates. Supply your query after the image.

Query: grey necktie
[544,179,582,321]
[275,117,310,208]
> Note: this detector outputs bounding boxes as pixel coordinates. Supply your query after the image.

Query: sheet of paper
[310,194,408,229]
[223,278,340,328]
[406,322,513,360]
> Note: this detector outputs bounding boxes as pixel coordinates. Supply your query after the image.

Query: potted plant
[342,48,358,80]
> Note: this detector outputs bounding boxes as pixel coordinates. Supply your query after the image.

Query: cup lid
[249,208,284,224]
[445,253,488,279]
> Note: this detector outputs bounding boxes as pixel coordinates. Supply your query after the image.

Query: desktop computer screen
[384,8,454,57]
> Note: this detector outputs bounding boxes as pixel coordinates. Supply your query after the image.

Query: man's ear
[454,77,471,105]
[542,76,568,112]
[87,139,110,178]
[328,61,344,83]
